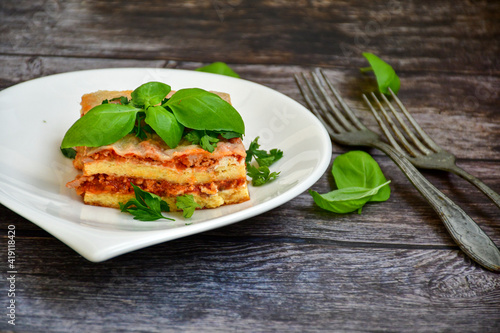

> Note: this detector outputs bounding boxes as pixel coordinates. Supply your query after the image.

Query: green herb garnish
[246,137,283,165]
[310,151,391,214]
[119,185,202,221]
[361,52,400,95]
[60,82,245,151]
[247,164,280,186]
[245,137,283,186]
[175,195,201,218]
[165,88,244,134]
[60,147,76,159]
[183,130,220,152]
[195,62,240,78]
[131,81,171,109]
[61,103,143,148]
[332,150,391,202]
[119,184,174,221]
[309,182,390,214]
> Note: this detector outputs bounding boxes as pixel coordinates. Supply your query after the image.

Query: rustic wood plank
[6,236,500,332]
[0,54,169,88]
[1,0,499,73]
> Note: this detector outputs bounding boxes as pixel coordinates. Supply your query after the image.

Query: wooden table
[1,1,499,332]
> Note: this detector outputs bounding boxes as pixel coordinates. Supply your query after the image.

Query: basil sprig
[60,82,245,150]
[310,151,391,214]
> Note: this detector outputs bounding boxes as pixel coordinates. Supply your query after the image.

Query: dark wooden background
[1,0,499,332]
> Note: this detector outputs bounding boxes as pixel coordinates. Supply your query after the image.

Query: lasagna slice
[67,90,250,211]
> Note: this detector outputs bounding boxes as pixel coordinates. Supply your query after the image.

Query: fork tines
[363,89,441,158]
[294,70,367,137]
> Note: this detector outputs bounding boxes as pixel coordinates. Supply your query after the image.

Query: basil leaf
[175,194,201,218]
[309,181,390,214]
[165,88,245,135]
[362,52,400,95]
[60,103,141,148]
[195,62,240,78]
[332,150,390,202]
[131,82,171,108]
[130,112,153,140]
[145,105,184,148]
[60,147,76,159]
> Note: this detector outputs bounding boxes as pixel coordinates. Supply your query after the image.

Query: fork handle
[446,164,500,210]
[373,141,500,272]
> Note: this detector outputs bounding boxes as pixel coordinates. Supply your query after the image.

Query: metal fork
[364,88,500,209]
[295,69,500,272]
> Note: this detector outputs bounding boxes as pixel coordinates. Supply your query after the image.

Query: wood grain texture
[5,236,500,332]
[0,0,499,332]
[1,0,499,72]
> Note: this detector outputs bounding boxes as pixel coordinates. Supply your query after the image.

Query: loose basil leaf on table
[361,52,400,95]
[60,103,142,148]
[195,62,240,78]
[309,181,391,214]
[310,150,391,214]
[332,150,391,202]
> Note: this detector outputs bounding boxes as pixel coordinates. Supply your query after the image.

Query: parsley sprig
[119,184,174,221]
[246,137,283,186]
[247,165,280,186]
[183,130,242,152]
[175,195,201,218]
[119,184,201,221]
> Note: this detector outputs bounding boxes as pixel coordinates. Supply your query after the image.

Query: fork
[364,88,500,210]
[295,69,500,272]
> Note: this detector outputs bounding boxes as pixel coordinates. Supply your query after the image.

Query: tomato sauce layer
[69,174,247,197]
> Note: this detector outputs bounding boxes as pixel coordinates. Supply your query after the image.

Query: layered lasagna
[66,89,250,212]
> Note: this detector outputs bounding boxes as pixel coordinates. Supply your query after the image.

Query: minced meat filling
[70,174,246,197]
[81,149,243,170]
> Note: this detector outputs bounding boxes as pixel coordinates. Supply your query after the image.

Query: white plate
[0,68,332,262]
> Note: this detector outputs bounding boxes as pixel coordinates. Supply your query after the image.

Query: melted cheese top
[81,134,246,162]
